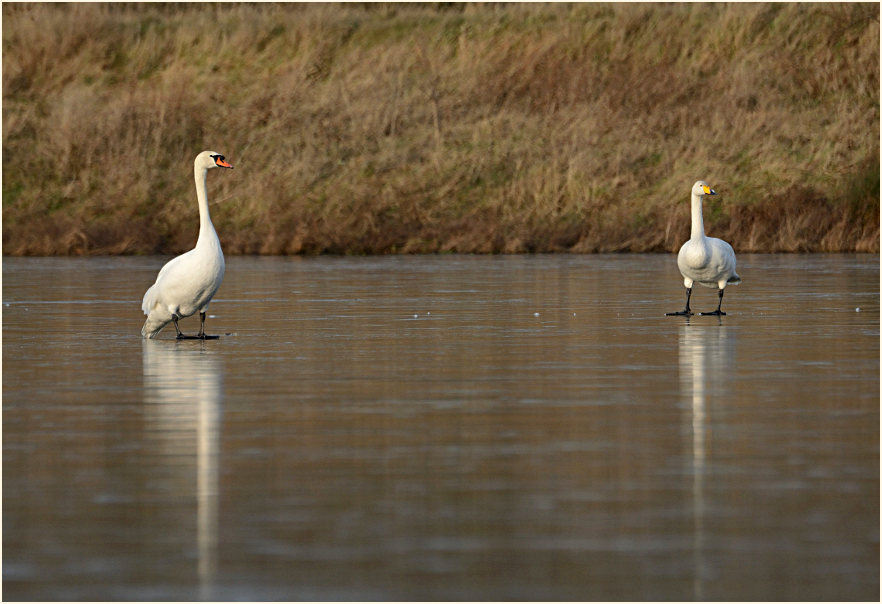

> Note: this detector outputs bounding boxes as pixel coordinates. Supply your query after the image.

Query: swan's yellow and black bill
[214,156,233,169]
[702,185,716,195]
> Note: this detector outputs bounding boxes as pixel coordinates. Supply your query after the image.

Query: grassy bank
[2,2,879,255]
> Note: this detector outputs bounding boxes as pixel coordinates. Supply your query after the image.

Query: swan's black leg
[172,312,218,340]
[701,289,726,316]
[666,287,694,316]
[173,312,213,340]
[173,314,186,339]
[197,311,220,340]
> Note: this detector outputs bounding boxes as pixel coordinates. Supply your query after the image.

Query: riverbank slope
[3,3,878,255]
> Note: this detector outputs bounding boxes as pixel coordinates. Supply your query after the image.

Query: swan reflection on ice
[142,340,222,600]
[678,321,735,601]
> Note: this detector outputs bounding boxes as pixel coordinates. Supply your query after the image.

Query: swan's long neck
[690,191,706,241]
[194,165,219,249]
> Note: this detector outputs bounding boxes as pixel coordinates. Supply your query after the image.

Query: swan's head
[196,150,234,171]
[692,180,716,197]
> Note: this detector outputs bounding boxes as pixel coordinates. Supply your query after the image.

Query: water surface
[3,254,879,600]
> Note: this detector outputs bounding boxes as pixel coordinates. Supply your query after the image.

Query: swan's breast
[678,239,709,271]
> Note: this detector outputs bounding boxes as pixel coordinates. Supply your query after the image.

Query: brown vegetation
[2,3,879,255]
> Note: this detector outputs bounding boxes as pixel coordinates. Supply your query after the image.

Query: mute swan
[141,151,233,339]
[666,180,740,316]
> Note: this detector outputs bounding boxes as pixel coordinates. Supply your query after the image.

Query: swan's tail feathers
[728,272,742,285]
[141,284,158,316]
[142,314,170,339]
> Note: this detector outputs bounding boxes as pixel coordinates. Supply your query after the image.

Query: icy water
[3,254,879,601]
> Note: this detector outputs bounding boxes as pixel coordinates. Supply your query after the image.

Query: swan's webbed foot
[699,289,727,316]
[191,311,220,339]
[666,287,693,316]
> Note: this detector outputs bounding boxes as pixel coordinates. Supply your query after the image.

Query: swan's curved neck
[194,165,219,248]
[690,192,706,241]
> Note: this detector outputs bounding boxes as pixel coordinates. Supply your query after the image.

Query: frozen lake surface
[3,253,879,600]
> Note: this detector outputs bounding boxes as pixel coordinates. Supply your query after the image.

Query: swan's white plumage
[141,151,232,338]
[676,180,740,290]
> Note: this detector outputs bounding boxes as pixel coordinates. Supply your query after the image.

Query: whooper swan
[666,180,741,316]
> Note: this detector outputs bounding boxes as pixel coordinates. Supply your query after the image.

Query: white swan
[667,180,741,316]
[141,151,233,339]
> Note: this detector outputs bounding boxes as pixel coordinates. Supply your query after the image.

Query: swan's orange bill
[215,157,233,169]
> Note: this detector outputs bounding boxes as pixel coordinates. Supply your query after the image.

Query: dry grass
[2,2,878,255]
